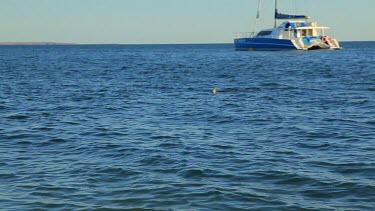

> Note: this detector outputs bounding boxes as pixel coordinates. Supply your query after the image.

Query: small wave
[41,112,52,117]
[151,135,179,140]
[140,155,176,165]
[101,143,122,149]
[121,65,131,70]
[300,188,350,199]
[37,138,68,146]
[275,175,320,186]
[6,114,29,120]
[0,173,17,179]
[93,131,127,137]
[260,82,281,87]
[5,134,35,140]
[16,140,33,145]
[35,185,79,192]
[310,161,373,168]
[337,167,375,175]
[95,127,109,131]
[72,95,94,102]
[218,74,236,79]
[215,87,261,93]
[63,121,80,125]
[34,127,54,131]
[22,201,67,209]
[267,150,300,156]
[47,138,67,143]
[296,142,331,149]
[210,144,234,149]
[95,167,141,178]
[29,191,53,197]
[178,169,205,179]
[158,142,181,148]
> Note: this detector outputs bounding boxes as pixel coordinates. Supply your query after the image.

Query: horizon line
[0,41,373,46]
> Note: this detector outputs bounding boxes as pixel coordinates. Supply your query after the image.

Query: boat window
[257,31,272,37]
[301,29,314,36]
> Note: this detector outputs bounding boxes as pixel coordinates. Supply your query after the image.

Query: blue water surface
[0,42,374,210]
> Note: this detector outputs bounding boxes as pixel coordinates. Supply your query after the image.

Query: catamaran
[234,0,342,51]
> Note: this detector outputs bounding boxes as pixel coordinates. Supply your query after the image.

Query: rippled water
[1,42,374,210]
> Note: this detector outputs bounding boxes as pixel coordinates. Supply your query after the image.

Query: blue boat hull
[234,38,297,51]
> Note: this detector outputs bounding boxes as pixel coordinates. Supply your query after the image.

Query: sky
[0,0,374,44]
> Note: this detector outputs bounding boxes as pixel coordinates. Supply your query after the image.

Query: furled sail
[275,9,310,19]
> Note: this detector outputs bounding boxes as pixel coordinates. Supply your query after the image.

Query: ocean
[0,42,374,210]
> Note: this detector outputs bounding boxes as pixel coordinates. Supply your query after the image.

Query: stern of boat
[292,36,342,50]
[326,37,342,50]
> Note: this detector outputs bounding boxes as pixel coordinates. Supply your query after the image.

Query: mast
[254,0,262,33]
[274,0,278,28]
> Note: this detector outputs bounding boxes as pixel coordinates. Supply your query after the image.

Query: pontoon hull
[234,38,297,51]
[234,37,341,51]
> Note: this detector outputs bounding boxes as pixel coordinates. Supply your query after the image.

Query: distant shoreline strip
[0,42,78,45]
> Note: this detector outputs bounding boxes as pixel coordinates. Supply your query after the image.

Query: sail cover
[275,9,309,19]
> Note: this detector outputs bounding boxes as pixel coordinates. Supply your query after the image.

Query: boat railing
[234,32,256,39]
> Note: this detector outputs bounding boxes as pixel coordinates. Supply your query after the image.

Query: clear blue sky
[0,0,373,44]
